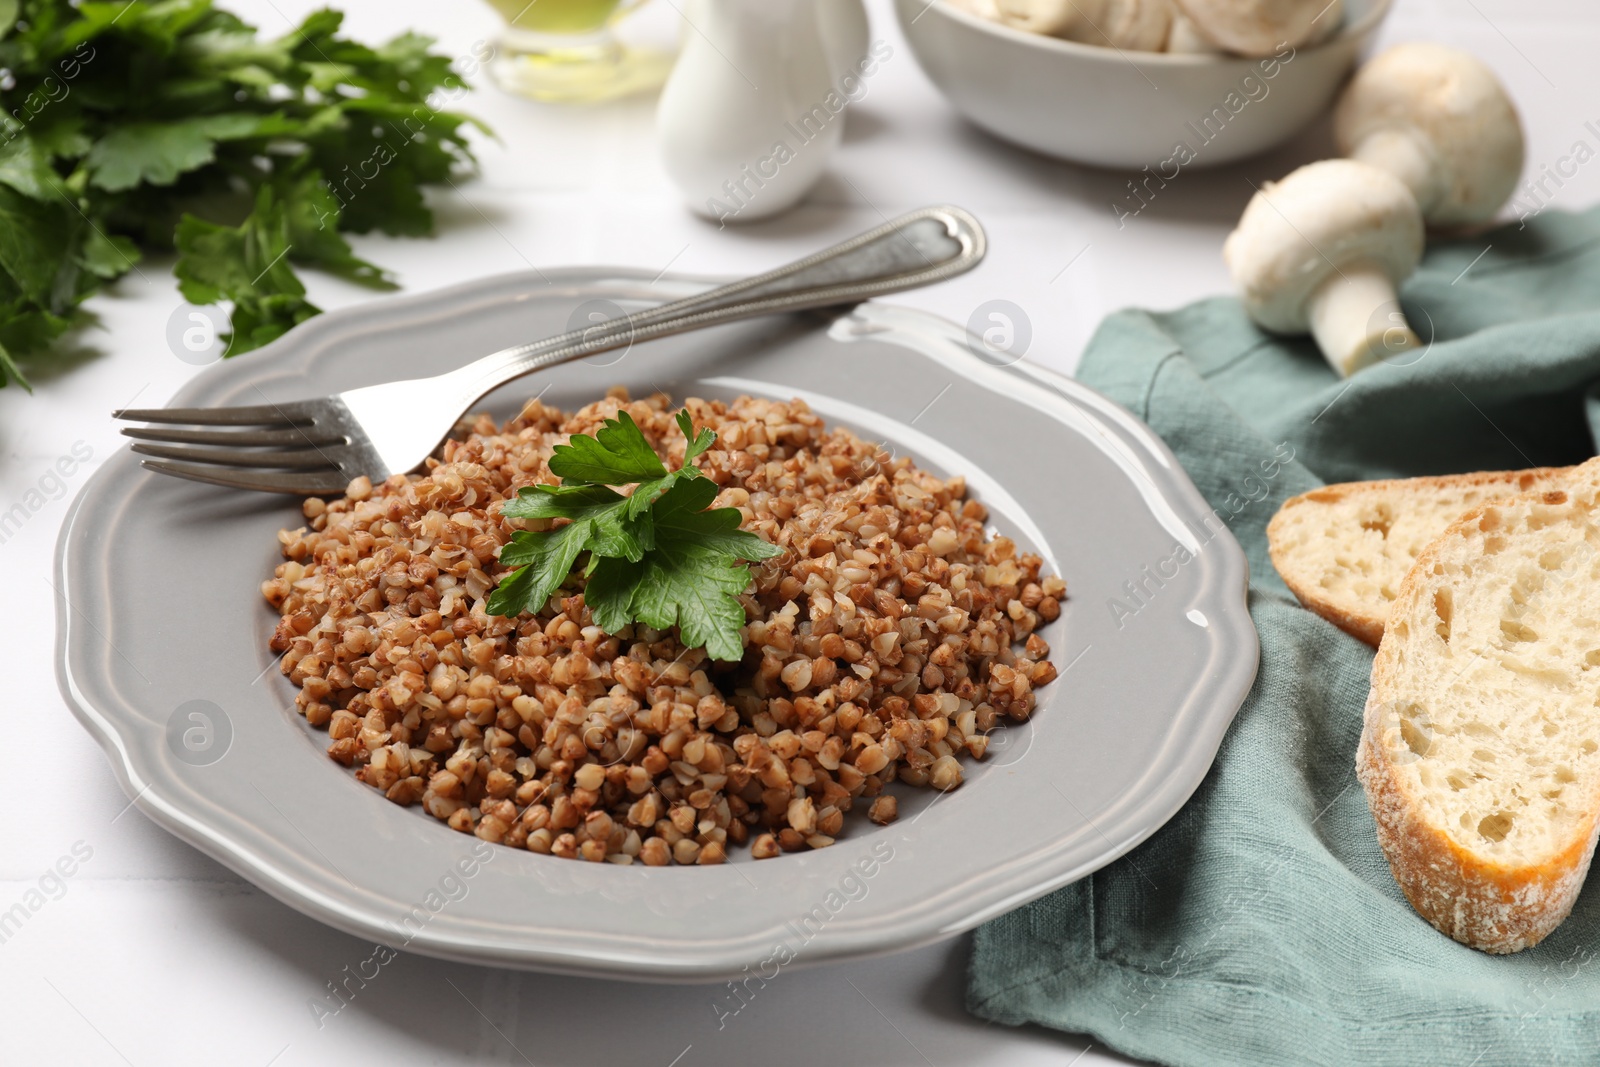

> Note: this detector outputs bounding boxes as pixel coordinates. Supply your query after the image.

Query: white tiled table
[6,1,1599,1063]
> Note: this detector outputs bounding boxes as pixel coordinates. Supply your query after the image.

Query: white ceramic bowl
[895,0,1393,169]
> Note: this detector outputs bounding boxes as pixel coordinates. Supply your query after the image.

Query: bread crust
[1358,477,1600,953]
[1358,696,1598,953]
[1268,468,1571,646]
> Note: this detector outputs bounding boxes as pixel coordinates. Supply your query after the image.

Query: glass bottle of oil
[483,0,672,103]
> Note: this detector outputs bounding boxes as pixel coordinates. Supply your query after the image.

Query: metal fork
[115,205,986,495]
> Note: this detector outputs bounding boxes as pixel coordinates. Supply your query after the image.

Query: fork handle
[441,204,986,405]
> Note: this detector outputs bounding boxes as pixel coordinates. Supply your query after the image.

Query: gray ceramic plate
[55,270,1257,981]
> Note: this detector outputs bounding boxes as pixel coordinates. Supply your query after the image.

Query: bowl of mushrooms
[895,0,1394,169]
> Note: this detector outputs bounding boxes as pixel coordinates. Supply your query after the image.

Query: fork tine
[129,443,342,470]
[138,459,353,496]
[114,403,317,427]
[121,425,347,448]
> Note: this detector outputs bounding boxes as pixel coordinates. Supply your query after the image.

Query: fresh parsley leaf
[489,481,652,617]
[0,185,64,298]
[652,475,782,563]
[31,120,93,161]
[503,482,628,521]
[581,557,638,634]
[595,477,783,662]
[0,135,61,200]
[544,409,710,522]
[0,337,30,391]
[173,185,301,306]
[275,168,394,289]
[485,518,593,619]
[86,113,286,191]
[174,183,318,355]
[548,411,670,486]
[679,409,716,465]
[77,226,142,281]
[173,172,392,355]
[0,0,488,388]
[624,548,753,664]
[489,410,782,661]
[502,482,647,563]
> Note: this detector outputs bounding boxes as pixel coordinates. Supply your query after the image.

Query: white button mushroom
[1334,43,1525,227]
[1172,0,1330,57]
[1164,12,1221,53]
[950,0,1002,20]
[1166,0,1337,53]
[993,0,1077,35]
[1088,0,1172,51]
[1306,0,1343,45]
[995,0,1171,52]
[1223,159,1425,378]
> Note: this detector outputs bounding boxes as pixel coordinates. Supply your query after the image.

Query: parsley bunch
[487,411,783,663]
[0,0,487,389]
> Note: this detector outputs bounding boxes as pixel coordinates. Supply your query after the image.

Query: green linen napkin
[967,207,1600,1067]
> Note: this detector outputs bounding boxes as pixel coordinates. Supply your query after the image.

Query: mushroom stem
[1307,260,1422,377]
[1348,128,1443,218]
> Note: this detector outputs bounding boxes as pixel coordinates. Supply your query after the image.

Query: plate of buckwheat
[56,269,1256,979]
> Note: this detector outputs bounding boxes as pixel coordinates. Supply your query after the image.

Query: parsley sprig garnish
[0,0,486,388]
[487,410,782,662]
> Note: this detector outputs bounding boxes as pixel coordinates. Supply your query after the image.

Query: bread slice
[1357,457,1600,952]
[1268,468,1571,645]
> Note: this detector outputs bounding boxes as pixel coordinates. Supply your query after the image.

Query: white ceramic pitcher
[657,0,846,223]
[819,0,871,81]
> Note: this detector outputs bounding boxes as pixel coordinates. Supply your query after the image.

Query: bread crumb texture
[1268,468,1569,645]
[1358,458,1600,952]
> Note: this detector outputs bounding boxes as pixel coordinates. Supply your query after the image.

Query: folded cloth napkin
[967,207,1600,1067]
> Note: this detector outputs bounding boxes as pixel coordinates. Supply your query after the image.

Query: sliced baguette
[1357,457,1600,952]
[1268,468,1571,645]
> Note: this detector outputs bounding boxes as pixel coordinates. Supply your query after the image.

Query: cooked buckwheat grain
[264,390,1063,864]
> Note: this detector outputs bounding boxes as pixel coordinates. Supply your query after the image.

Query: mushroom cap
[1223,159,1424,334]
[994,0,1079,37]
[1090,0,1171,51]
[1334,43,1526,226]
[1306,0,1343,44]
[953,0,1002,17]
[1165,12,1220,53]
[996,0,1170,51]
[1174,0,1328,56]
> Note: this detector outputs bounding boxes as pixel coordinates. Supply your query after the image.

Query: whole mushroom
[1164,12,1220,53]
[952,0,1001,17]
[1224,159,1425,377]
[1334,43,1525,227]
[992,0,1073,35]
[1173,0,1333,56]
[996,0,1171,51]
[1306,0,1343,44]
[1087,0,1172,50]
